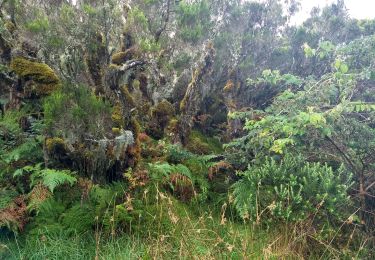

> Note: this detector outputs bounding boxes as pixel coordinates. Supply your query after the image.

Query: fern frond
[173,164,192,179]
[148,162,174,181]
[149,162,193,180]
[40,169,77,193]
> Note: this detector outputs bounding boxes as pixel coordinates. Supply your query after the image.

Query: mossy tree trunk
[179,43,215,144]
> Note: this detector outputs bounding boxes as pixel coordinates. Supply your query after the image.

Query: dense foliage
[0,0,374,258]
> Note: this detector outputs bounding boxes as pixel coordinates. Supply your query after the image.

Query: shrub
[43,83,112,141]
[233,154,352,224]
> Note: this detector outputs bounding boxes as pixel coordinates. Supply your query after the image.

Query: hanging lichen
[114,130,135,160]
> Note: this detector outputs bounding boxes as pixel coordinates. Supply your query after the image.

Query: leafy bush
[233,154,352,224]
[227,50,375,229]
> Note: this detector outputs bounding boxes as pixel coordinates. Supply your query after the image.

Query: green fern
[40,169,77,193]
[13,164,77,193]
[186,154,218,171]
[149,162,192,181]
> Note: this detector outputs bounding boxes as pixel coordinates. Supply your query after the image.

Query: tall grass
[1,231,150,260]
[1,192,372,259]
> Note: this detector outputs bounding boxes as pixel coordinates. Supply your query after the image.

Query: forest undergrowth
[1,0,375,259]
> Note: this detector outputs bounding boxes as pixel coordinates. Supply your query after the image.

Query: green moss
[121,85,136,108]
[179,97,187,111]
[111,103,123,127]
[111,47,140,65]
[46,137,66,154]
[10,57,60,96]
[108,64,120,70]
[166,118,179,133]
[132,79,140,89]
[180,69,200,111]
[11,57,59,83]
[112,127,121,135]
[130,118,141,139]
[112,52,127,65]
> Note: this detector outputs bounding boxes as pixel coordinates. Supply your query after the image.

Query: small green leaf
[340,63,349,74]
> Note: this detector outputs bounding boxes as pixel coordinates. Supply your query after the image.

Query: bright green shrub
[233,154,352,224]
